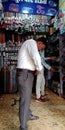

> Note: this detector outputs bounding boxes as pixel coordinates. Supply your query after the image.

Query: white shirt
[17,39,43,71]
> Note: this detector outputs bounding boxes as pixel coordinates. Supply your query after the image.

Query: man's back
[17,39,42,71]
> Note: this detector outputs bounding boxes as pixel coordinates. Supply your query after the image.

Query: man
[35,37,56,103]
[16,36,45,130]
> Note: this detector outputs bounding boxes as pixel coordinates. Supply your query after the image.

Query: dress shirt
[39,50,51,70]
[17,39,43,71]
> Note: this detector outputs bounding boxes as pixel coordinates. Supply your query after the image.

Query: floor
[0,89,65,130]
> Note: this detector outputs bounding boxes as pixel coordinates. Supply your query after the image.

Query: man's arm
[40,50,56,71]
[44,56,56,61]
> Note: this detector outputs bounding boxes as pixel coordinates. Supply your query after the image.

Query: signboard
[2,0,59,16]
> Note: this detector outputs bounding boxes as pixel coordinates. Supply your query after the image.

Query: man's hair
[37,37,47,45]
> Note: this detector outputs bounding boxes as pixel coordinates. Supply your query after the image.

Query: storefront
[0,0,65,98]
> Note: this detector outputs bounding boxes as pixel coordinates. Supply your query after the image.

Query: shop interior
[0,0,65,130]
[0,0,65,97]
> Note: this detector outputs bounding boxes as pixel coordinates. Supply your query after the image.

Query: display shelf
[0,43,21,94]
[59,32,65,97]
[47,31,65,97]
[0,66,17,94]
[46,30,60,95]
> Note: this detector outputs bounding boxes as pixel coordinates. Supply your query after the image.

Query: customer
[35,37,56,103]
[16,36,45,130]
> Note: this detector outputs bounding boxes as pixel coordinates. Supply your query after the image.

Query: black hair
[37,37,47,45]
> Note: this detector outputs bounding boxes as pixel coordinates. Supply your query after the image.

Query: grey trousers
[16,69,34,130]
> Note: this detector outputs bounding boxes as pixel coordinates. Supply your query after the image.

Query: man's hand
[34,70,42,75]
[34,70,39,75]
[50,67,56,72]
[50,56,56,60]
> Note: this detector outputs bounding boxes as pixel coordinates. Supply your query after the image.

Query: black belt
[17,69,35,74]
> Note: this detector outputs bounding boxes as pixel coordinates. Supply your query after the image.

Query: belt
[17,68,35,74]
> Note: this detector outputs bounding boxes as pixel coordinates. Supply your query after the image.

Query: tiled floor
[0,89,65,130]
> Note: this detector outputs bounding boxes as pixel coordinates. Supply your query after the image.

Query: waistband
[17,68,35,74]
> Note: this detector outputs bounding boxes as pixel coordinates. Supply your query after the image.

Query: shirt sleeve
[40,50,50,60]
[40,50,51,70]
[27,40,43,71]
[41,58,51,70]
[44,57,51,60]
